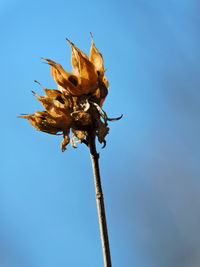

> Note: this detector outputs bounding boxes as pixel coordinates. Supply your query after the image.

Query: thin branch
[88,131,112,267]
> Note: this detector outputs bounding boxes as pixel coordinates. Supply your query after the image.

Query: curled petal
[96,119,109,144]
[61,129,70,151]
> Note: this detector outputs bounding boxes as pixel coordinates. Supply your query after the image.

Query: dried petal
[43,88,62,97]
[67,40,98,94]
[61,129,70,151]
[72,129,87,141]
[42,58,82,95]
[66,39,89,75]
[89,41,105,78]
[19,112,64,134]
[96,119,109,144]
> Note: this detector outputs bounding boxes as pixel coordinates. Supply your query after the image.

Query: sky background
[1,0,200,266]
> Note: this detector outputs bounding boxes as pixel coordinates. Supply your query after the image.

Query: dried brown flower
[19,38,122,151]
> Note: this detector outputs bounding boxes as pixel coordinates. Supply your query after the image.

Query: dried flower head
[19,37,122,151]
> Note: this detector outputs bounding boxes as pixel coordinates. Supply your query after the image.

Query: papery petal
[42,58,83,95]
[91,80,108,107]
[102,76,109,89]
[18,112,65,134]
[43,88,62,97]
[61,129,70,151]
[32,90,73,116]
[66,39,88,75]
[89,41,105,77]
[67,40,98,93]
[89,41,109,106]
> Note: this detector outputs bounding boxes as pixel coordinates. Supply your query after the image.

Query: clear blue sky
[1,0,200,266]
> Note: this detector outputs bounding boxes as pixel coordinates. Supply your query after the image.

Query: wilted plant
[19,36,122,267]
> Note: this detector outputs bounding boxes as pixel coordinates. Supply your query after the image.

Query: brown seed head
[19,38,122,151]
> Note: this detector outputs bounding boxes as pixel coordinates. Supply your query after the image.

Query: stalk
[88,132,112,267]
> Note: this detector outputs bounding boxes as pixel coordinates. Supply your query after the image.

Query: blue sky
[1,0,200,266]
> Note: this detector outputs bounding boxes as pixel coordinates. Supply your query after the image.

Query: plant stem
[88,132,112,267]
